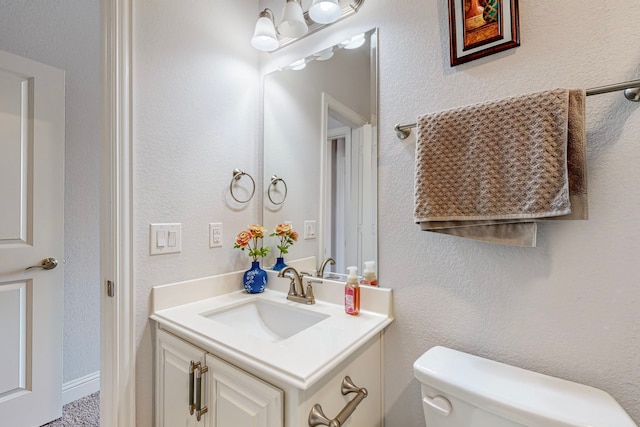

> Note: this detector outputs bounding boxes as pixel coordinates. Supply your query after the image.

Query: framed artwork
[448,0,520,66]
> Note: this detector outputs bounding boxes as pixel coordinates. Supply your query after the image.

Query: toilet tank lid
[414,346,637,427]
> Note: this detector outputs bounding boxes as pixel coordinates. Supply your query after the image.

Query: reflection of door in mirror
[322,99,376,275]
[263,28,377,278]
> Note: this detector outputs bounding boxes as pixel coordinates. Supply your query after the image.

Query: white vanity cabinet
[151,274,392,427]
[155,329,283,427]
[155,326,383,427]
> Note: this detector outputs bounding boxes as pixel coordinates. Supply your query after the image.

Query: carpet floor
[40,392,100,427]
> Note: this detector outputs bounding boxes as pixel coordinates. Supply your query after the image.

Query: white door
[0,49,65,427]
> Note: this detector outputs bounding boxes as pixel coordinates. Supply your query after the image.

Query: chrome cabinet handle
[308,376,368,427]
[25,258,58,271]
[195,364,208,422]
[189,361,199,415]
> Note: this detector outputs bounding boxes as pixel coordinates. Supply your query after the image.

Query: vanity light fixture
[251,0,366,52]
[309,0,341,24]
[251,9,279,52]
[280,0,308,38]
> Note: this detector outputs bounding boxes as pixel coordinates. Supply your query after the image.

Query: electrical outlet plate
[304,220,316,239]
[209,223,223,248]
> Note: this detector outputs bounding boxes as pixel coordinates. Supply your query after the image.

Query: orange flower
[248,224,266,238]
[234,225,270,262]
[274,223,292,236]
[235,230,252,248]
[270,223,297,257]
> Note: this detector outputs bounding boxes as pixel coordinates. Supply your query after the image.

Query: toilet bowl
[414,346,637,427]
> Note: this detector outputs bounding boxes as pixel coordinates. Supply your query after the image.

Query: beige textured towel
[414,88,587,246]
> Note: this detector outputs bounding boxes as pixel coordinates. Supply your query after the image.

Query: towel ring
[267,175,288,205]
[229,169,255,203]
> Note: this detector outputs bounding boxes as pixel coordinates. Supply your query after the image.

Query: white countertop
[151,263,393,390]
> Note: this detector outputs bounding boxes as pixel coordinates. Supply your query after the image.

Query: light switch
[150,223,182,255]
[167,231,177,247]
[156,231,166,247]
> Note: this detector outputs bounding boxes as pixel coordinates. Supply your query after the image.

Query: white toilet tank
[414,346,637,427]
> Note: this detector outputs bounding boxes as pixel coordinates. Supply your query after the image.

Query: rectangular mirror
[263,28,378,279]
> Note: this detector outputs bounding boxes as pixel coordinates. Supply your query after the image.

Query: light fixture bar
[275,0,366,50]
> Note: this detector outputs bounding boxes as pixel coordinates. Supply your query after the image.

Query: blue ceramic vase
[243,261,268,293]
[272,257,287,271]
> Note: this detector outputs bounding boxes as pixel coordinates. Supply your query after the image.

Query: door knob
[25,258,58,271]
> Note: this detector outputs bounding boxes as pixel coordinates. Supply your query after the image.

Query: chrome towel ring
[230,168,255,203]
[267,175,288,205]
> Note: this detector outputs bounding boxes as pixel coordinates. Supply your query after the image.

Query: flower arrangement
[234,224,270,262]
[270,223,298,257]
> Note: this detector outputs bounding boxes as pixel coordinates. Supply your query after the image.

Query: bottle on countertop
[360,261,378,287]
[344,266,360,316]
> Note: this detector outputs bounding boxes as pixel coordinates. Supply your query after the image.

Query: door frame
[101,0,135,425]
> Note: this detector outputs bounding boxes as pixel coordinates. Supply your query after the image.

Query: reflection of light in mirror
[289,59,307,71]
[340,33,366,50]
[314,47,334,61]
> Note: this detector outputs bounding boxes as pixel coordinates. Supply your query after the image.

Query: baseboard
[62,371,100,405]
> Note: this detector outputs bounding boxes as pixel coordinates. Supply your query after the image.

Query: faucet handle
[284,275,298,296]
[305,283,315,303]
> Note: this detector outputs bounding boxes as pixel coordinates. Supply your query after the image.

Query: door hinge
[106,280,115,297]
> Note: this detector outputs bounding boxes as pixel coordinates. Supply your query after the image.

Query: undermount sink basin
[200,299,329,342]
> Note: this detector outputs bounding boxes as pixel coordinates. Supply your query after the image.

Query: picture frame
[448,0,520,66]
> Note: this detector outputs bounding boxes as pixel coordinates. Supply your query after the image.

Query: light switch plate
[150,223,182,255]
[209,223,223,248]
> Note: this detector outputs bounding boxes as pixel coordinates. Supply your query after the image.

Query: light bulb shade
[309,0,341,24]
[280,0,308,38]
[251,13,279,51]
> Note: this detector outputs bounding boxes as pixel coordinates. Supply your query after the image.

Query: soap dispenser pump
[344,266,360,316]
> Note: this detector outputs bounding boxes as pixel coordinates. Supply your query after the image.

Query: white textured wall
[0,0,102,384]
[262,0,640,425]
[132,1,260,425]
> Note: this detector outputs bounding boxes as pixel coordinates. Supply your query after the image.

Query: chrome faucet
[278,266,315,304]
[317,257,335,278]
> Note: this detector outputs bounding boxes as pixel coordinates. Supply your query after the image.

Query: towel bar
[395,79,640,139]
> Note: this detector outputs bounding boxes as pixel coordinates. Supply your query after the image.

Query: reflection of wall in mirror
[263,38,372,272]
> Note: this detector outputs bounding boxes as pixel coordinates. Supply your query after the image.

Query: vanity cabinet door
[205,353,283,427]
[156,329,208,427]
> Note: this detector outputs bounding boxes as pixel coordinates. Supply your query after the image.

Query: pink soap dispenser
[344,266,360,316]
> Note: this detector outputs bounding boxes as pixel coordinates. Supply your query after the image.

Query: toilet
[414,346,637,427]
